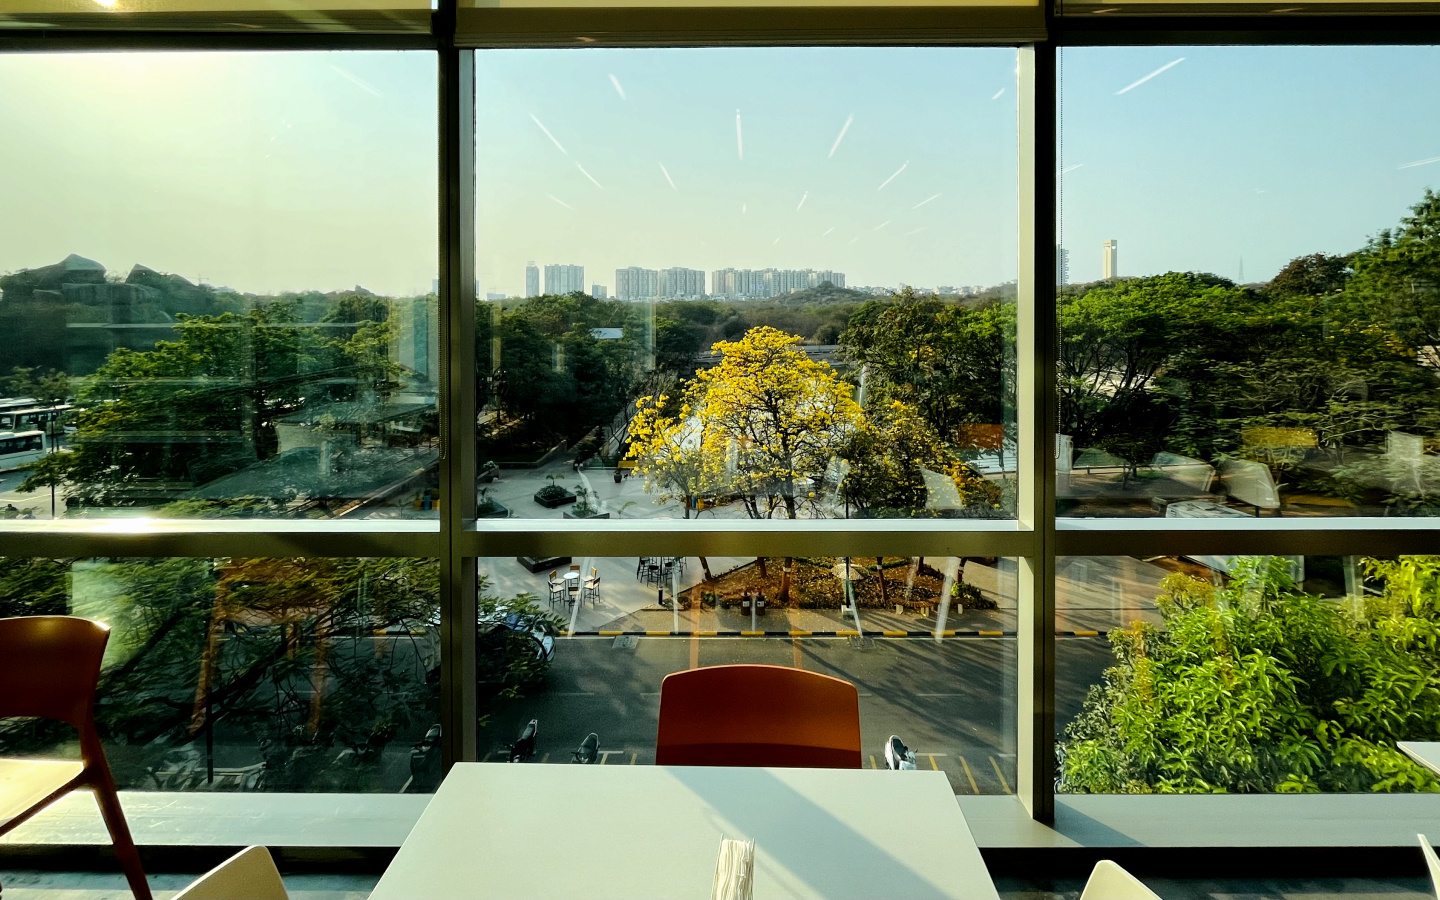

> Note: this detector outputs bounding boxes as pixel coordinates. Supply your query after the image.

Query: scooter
[884,734,917,770]
[507,719,538,763]
[573,732,600,764]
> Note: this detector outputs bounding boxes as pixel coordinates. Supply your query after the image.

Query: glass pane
[475,47,1019,523]
[0,52,439,522]
[1057,46,1440,518]
[1057,554,1440,794]
[475,554,1017,794]
[0,556,441,793]
[0,1,431,33]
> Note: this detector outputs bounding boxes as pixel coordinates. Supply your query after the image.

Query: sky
[0,45,1436,297]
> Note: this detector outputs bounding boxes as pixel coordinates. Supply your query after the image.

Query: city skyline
[0,47,1436,297]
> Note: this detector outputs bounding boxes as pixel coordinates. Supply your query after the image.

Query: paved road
[477,634,1116,795]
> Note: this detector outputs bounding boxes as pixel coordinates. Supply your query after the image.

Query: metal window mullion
[0,529,438,559]
[1016,39,1058,824]
[1055,525,1440,558]
[438,0,478,774]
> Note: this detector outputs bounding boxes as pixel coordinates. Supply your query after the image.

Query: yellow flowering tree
[626,394,715,519]
[678,326,863,519]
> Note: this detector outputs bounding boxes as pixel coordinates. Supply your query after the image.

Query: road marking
[481,751,493,762]
[639,692,661,697]
[741,630,764,636]
[869,755,879,769]
[792,636,804,669]
[990,756,1012,794]
[882,630,907,637]
[598,750,627,765]
[978,630,1003,636]
[690,630,700,670]
[645,630,671,636]
[958,756,980,794]
[692,630,717,636]
[598,630,623,636]
[924,754,940,771]
[1072,629,1100,636]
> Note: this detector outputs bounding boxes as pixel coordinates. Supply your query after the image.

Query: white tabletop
[1398,741,1440,775]
[370,763,998,900]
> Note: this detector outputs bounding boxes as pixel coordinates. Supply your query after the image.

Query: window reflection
[474,555,1018,794]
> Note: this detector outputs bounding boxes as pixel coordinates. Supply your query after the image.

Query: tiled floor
[0,870,379,899]
[996,875,1434,899]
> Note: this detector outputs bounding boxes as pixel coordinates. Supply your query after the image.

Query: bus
[0,404,72,434]
[0,430,46,472]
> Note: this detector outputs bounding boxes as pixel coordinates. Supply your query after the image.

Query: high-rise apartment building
[591,284,607,300]
[1102,240,1118,280]
[544,263,584,296]
[659,267,705,299]
[1056,245,1069,285]
[615,266,659,301]
[524,261,539,298]
[709,267,844,300]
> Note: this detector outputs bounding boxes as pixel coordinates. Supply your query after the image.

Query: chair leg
[92,779,152,900]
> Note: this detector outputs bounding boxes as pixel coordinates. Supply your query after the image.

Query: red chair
[655,664,862,768]
[0,616,152,900]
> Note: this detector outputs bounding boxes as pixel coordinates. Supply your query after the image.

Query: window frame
[0,0,1436,826]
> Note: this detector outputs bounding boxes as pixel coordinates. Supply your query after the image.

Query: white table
[370,763,999,900]
[1399,741,1440,776]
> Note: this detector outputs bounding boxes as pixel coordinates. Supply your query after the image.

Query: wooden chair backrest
[656,665,861,768]
[0,616,109,731]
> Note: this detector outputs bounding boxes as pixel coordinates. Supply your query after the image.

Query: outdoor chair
[655,665,862,768]
[547,572,565,607]
[1419,834,1440,899]
[173,845,288,900]
[581,574,600,607]
[1078,860,1160,900]
[0,616,153,900]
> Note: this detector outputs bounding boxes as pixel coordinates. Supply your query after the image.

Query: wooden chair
[174,845,288,900]
[655,665,862,768]
[1079,860,1161,900]
[547,571,565,607]
[0,616,152,900]
[581,574,600,607]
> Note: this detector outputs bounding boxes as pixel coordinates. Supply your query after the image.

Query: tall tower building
[524,261,539,298]
[1102,240,1118,280]
[544,263,584,295]
[1056,245,1069,285]
[659,267,705,299]
[615,266,659,301]
[591,284,607,300]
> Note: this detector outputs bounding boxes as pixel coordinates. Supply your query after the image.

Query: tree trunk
[758,557,768,579]
[700,557,714,581]
[779,559,792,604]
[876,557,889,606]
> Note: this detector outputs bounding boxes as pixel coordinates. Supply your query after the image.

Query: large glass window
[0,556,441,794]
[1057,553,1440,794]
[0,51,439,522]
[474,48,1019,522]
[474,554,1017,794]
[1057,46,1440,518]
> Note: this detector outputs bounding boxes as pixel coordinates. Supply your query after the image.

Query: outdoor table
[369,763,999,900]
[562,571,580,593]
[1399,741,1440,776]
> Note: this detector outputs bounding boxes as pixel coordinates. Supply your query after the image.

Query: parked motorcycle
[884,734,917,770]
[573,732,600,764]
[507,719,539,763]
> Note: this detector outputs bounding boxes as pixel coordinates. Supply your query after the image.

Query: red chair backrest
[655,664,862,768]
[0,616,110,730]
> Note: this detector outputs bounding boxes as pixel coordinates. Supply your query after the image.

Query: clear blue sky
[1060,45,1440,284]
[0,45,1436,296]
